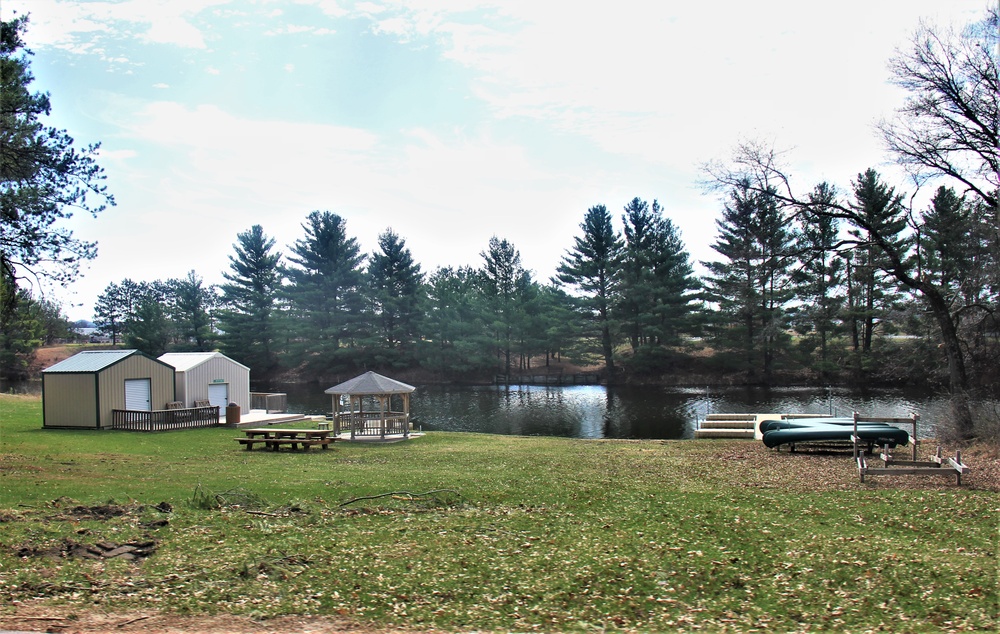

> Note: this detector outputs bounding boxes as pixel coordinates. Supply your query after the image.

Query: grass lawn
[0,393,997,632]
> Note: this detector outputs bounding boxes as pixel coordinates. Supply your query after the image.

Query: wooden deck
[230,410,308,427]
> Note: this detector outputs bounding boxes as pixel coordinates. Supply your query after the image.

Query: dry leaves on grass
[0,603,419,634]
[714,441,1000,492]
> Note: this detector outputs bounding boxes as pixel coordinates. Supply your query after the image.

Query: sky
[4,0,990,322]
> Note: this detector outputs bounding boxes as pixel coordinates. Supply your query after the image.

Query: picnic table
[236,428,333,451]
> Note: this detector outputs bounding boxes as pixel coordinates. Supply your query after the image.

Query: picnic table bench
[236,428,334,451]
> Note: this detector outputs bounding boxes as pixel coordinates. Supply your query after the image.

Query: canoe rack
[857,444,970,485]
[850,412,920,461]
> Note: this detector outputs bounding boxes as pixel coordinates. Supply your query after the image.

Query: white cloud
[121,102,381,212]
[265,24,319,36]
[297,0,349,19]
[96,148,138,161]
[8,0,229,51]
[152,82,170,89]
[142,15,208,48]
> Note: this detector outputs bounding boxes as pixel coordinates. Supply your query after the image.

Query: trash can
[226,403,241,425]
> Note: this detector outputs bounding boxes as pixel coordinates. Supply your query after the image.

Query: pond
[270,382,962,440]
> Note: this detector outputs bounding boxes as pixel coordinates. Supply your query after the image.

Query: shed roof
[43,350,148,373]
[158,352,250,372]
[325,371,415,395]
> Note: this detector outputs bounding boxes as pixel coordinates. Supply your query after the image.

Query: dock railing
[495,373,602,385]
[250,392,288,413]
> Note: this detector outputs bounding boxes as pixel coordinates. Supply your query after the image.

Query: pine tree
[792,183,843,380]
[123,284,170,357]
[619,198,659,352]
[93,279,151,346]
[0,289,44,379]
[93,282,127,346]
[479,236,530,376]
[920,187,973,294]
[555,205,622,376]
[703,180,795,382]
[918,187,997,386]
[1,16,113,340]
[420,266,492,377]
[218,225,283,379]
[168,271,216,351]
[844,169,908,363]
[367,229,424,366]
[283,211,366,374]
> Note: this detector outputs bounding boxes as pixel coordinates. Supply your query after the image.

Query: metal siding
[43,373,99,428]
[96,355,176,427]
[182,357,250,413]
[174,370,188,405]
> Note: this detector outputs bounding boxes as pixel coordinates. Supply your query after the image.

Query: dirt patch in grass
[0,605,397,634]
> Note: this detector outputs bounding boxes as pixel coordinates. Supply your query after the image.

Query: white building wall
[166,354,251,414]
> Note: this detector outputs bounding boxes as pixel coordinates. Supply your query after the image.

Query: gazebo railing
[333,411,410,438]
[111,406,220,431]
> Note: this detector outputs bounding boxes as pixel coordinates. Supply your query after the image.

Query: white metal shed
[158,352,251,414]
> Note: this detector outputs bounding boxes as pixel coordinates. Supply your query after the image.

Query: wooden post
[380,395,386,440]
[852,411,860,459]
[404,392,410,439]
[351,395,359,440]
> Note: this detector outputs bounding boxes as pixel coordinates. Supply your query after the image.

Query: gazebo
[324,371,416,440]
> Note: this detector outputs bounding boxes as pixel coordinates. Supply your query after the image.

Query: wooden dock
[495,373,603,386]
[694,413,831,440]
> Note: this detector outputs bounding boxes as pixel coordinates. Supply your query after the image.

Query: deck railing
[111,406,220,431]
[250,392,288,413]
[333,411,410,438]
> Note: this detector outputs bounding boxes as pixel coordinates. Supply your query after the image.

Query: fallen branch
[117,615,153,627]
[339,489,461,507]
[11,616,67,621]
[245,510,279,517]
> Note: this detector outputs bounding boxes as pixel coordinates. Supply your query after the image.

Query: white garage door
[208,383,229,409]
[124,379,151,411]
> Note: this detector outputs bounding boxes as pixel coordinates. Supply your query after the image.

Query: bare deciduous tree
[878,9,998,209]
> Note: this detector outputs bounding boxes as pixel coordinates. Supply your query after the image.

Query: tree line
[86,170,996,394]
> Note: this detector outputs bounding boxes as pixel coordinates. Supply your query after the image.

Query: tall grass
[0,394,996,631]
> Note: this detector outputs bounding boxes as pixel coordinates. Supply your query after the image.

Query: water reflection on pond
[274,382,960,440]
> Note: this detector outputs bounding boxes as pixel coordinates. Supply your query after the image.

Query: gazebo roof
[324,371,415,396]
